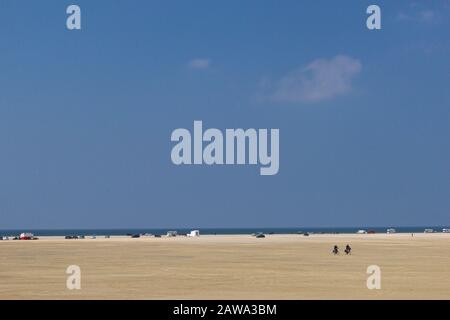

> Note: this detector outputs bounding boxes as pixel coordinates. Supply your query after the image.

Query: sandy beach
[0,233,449,299]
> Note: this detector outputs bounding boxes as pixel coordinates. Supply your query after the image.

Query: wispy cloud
[188,58,211,69]
[259,55,361,104]
[396,4,442,24]
[397,10,436,23]
[419,10,436,22]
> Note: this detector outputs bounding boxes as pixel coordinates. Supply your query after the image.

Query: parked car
[19,232,34,240]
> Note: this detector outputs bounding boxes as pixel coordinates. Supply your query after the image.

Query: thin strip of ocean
[0,226,448,236]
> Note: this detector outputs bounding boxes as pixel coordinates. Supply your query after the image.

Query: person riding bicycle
[345,244,352,255]
[332,245,339,255]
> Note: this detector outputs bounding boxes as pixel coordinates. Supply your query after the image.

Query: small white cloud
[263,55,361,104]
[188,58,211,69]
[396,8,440,24]
[419,10,436,22]
[396,12,411,21]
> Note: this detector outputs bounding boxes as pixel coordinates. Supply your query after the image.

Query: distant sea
[0,226,448,236]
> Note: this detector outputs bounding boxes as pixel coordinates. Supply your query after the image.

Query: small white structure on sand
[387,228,396,234]
[187,230,200,237]
[356,230,367,234]
[443,228,450,233]
[424,228,434,233]
[166,231,178,237]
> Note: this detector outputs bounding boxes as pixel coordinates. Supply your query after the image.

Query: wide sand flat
[0,234,449,299]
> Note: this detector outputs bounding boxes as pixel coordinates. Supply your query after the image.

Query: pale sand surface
[0,234,449,299]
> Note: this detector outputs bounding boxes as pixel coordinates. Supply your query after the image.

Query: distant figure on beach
[332,245,339,255]
[345,244,352,255]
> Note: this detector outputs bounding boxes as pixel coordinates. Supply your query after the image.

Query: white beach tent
[187,230,200,237]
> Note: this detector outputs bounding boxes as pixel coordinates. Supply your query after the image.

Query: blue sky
[0,0,449,228]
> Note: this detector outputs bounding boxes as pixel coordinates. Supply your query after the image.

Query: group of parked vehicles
[356,228,450,234]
